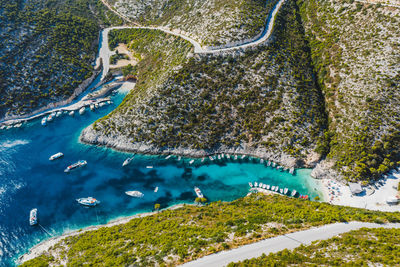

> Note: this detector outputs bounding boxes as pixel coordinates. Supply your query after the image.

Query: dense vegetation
[21,193,400,266]
[0,0,122,119]
[109,0,277,46]
[296,0,400,181]
[83,1,328,164]
[229,227,400,266]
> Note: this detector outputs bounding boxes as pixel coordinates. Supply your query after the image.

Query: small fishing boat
[90,104,95,111]
[125,191,144,198]
[266,185,270,190]
[154,187,159,193]
[194,186,204,198]
[289,167,295,175]
[284,188,289,195]
[254,182,258,187]
[267,161,271,166]
[79,107,85,115]
[56,111,62,117]
[47,113,55,122]
[189,159,195,165]
[241,155,246,159]
[226,154,230,159]
[291,190,297,197]
[221,153,225,158]
[64,160,87,173]
[217,155,221,160]
[209,156,214,161]
[279,188,284,194]
[249,182,253,187]
[260,159,264,164]
[69,111,74,116]
[263,184,267,189]
[177,156,181,161]
[122,157,134,166]
[95,103,99,109]
[274,186,279,192]
[165,155,172,159]
[201,157,205,162]
[271,186,275,191]
[234,155,238,160]
[272,162,276,167]
[30,208,38,226]
[49,152,64,161]
[259,183,263,188]
[41,117,47,126]
[146,166,153,169]
[76,197,100,206]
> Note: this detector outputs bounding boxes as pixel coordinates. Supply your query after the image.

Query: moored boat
[279,188,283,194]
[41,117,47,126]
[154,187,159,193]
[291,190,297,197]
[284,188,288,195]
[76,197,100,206]
[64,160,87,173]
[189,159,195,165]
[69,111,74,116]
[271,186,275,191]
[49,152,64,161]
[165,155,172,159]
[122,157,134,166]
[194,186,204,198]
[263,184,267,189]
[30,208,37,226]
[254,182,258,187]
[274,186,279,192]
[125,191,144,198]
[79,107,85,115]
[249,182,253,187]
[266,185,270,190]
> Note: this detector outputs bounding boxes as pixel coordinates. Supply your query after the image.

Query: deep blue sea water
[0,88,321,266]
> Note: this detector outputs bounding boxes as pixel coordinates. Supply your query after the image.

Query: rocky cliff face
[297,0,400,181]
[81,1,328,168]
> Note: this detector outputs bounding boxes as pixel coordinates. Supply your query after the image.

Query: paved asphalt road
[181,222,400,267]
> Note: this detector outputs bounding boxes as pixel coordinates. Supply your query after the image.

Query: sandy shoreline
[18,203,188,264]
[320,169,400,212]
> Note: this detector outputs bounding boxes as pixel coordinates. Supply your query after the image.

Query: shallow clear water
[0,88,321,266]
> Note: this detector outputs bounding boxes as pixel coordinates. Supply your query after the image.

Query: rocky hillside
[81,0,328,167]
[106,0,278,47]
[297,0,400,181]
[0,0,122,120]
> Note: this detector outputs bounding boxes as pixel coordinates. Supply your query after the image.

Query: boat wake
[0,139,30,150]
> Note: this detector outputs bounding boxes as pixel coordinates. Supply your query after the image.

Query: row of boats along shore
[249,181,309,200]
[164,153,295,175]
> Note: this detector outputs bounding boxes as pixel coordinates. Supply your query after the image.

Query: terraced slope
[297,0,400,181]
[0,0,122,120]
[81,1,328,166]
[106,0,278,47]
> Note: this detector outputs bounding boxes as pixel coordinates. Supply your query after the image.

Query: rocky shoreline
[80,124,321,170]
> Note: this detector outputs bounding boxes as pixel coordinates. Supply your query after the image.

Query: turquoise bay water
[0,88,320,266]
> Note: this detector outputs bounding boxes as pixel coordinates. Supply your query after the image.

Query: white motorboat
[30,208,37,226]
[76,197,100,206]
[122,157,134,166]
[260,159,264,164]
[274,186,279,192]
[279,188,283,194]
[146,166,153,169]
[263,184,267,189]
[234,155,237,160]
[49,152,64,161]
[56,111,62,117]
[291,190,297,197]
[266,185,270,190]
[64,160,87,173]
[79,107,85,115]
[41,117,47,126]
[189,159,195,165]
[47,113,55,122]
[284,188,289,195]
[194,186,204,198]
[249,182,253,187]
[90,104,95,111]
[271,186,275,191]
[125,191,144,198]
[241,155,246,159]
[165,155,172,159]
[154,187,159,193]
[209,156,214,161]
[254,182,258,187]
[69,111,74,116]
[178,156,181,161]
[259,183,263,188]
[267,161,271,166]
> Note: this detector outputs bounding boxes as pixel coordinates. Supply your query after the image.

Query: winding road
[181,222,400,267]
